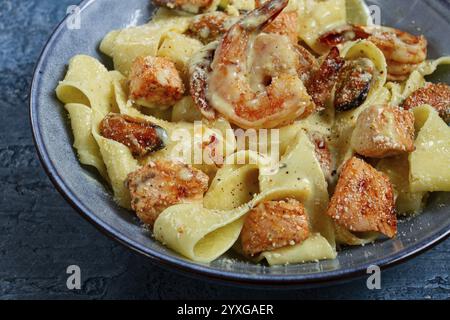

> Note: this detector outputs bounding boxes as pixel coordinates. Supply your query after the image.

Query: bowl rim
[29,0,450,286]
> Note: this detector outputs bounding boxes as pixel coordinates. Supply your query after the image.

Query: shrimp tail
[214,0,289,71]
[238,0,289,31]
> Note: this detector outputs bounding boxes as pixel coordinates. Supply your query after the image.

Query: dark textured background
[0,0,449,300]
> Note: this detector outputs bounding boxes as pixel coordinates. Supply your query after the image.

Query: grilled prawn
[206,0,315,128]
[319,25,427,81]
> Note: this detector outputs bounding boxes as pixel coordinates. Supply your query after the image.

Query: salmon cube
[241,198,310,256]
[326,157,397,238]
[126,161,209,226]
[128,56,185,108]
[351,104,415,158]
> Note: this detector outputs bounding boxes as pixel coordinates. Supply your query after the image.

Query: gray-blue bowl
[30,0,450,286]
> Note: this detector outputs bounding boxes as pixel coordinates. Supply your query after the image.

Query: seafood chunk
[326,157,397,238]
[241,198,310,256]
[207,0,315,129]
[186,12,236,44]
[402,83,450,123]
[334,58,375,112]
[319,25,427,81]
[306,47,345,110]
[263,11,299,44]
[126,161,209,226]
[128,56,184,108]
[153,0,212,13]
[351,105,415,158]
[99,114,167,157]
[187,10,298,45]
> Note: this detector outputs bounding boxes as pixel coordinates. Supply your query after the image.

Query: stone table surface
[0,0,449,300]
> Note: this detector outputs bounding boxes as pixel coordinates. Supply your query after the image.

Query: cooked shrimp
[263,11,298,44]
[334,58,375,112]
[128,56,185,108]
[152,0,212,13]
[206,0,315,129]
[402,83,450,123]
[241,198,310,256]
[351,105,415,158]
[126,161,209,226]
[99,114,167,157]
[386,60,421,81]
[326,157,397,238]
[187,11,297,45]
[319,25,427,81]
[306,47,345,110]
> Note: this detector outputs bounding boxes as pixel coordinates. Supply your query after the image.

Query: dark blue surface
[1,0,449,299]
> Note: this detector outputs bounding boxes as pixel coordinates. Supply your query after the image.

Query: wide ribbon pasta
[63,103,107,180]
[409,105,450,192]
[377,155,428,215]
[57,55,141,208]
[100,11,193,75]
[296,0,347,54]
[56,56,114,180]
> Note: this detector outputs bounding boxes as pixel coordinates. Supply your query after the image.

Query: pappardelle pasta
[56,0,450,265]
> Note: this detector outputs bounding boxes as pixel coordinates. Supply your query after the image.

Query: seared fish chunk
[128,56,185,108]
[326,157,397,238]
[186,12,234,44]
[351,104,415,158]
[402,83,450,123]
[241,199,310,256]
[99,114,167,157]
[126,161,209,226]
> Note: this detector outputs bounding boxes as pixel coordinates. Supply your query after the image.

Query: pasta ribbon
[100,12,193,75]
[345,0,372,25]
[296,0,347,54]
[377,156,428,215]
[259,233,336,265]
[57,55,139,208]
[409,105,450,192]
[56,55,115,180]
[64,103,108,179]
[204,150,272,210]
[417,56,450,77]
